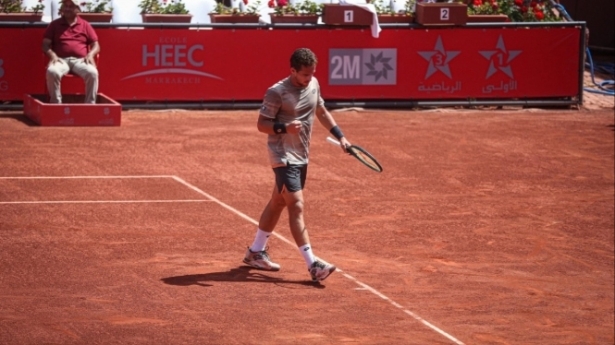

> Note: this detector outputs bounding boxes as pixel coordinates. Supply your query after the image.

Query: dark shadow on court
[0,112,37,126]
[161,266,325,289]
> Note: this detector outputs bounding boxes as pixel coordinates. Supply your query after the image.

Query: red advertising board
[0,25,581,103]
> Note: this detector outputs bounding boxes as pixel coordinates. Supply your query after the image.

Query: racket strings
[349,147,382,172]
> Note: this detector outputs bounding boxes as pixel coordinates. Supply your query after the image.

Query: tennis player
[243,48,350,282]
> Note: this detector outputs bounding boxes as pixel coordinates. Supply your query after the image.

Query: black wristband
[330,126,344,140]
[273,122,287,134]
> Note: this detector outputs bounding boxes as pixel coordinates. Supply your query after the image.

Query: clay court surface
[0,106,613,345]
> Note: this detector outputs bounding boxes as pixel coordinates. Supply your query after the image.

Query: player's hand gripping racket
[327,137,383,173]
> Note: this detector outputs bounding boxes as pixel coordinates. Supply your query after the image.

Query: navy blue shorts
[273,164,308,193]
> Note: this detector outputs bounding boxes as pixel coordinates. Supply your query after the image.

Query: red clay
[0,108,613,344]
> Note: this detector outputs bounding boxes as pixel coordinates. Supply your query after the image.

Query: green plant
[466,0,563,22]
[298,0,323,15]
[369,0,417,15]
[268,0,322,16]
[0,0,45,14]
[210,0,261,16]
[368,0,395,15]
[269,0,296,15]
[403,0,416,15]
[245,0,261,15]
[209,2,233,14]
[139,0,189,15]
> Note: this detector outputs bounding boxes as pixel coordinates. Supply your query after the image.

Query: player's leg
[46,58,70,104]
[69,57,99,104]
[282,165,336,282]
[257,186,286,234]
[243,176,286,271]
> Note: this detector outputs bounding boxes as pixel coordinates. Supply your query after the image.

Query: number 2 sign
[440,8,449,21]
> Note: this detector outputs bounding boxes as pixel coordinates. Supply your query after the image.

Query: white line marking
[1,174,464,344]
[341,272,464,344]
[0,200,211,205]
[0,175,174,179]
[171,175,465,345]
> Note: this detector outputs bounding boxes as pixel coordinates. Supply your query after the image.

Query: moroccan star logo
[479,35,522,79]
[418,36,460,79]
[365,52,393,82]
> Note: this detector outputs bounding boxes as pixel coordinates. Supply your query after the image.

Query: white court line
[1,174,464,344]
[171,175,465,345]
[0,200,211,205]
[0,176,208,205]
[0,175,174,179]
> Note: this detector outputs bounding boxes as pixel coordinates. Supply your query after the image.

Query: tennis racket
[326,137,383,173]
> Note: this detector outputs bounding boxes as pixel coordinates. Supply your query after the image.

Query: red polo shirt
[43,16,98,58]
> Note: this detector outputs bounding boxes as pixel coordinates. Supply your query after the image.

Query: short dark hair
[290,48,318,71]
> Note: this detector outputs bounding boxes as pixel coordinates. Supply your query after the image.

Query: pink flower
[268,0,275,7]
[243,0,248,5]
[277,0,288,6]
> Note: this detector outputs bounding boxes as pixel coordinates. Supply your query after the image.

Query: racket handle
[326,136,340,146]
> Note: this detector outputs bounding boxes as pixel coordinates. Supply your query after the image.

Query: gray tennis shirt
[259,76,325,168]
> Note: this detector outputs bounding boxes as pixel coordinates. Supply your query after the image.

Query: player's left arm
[315,105,350,150]
[85,23,100,65]
[88,41,100,56]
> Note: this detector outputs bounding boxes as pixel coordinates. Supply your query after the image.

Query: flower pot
[78,13,113,23]
[270,14,319,25]
[467,14,509,23]
[416,3,467,26]
[0,12,43,23]
[322,4,373,26]
[141,14,193,23]
[209,14,261,23]
[377,14,414,24]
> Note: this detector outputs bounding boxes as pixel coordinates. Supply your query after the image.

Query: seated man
[42,0,100,104]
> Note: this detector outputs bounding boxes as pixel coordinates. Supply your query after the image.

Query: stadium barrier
[0,22,585,109]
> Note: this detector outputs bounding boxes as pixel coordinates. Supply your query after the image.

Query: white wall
[184,0,218,23]
[22,0,54,22]
[110,0,142,24]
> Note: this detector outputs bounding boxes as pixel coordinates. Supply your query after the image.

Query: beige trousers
[46,57,98,104]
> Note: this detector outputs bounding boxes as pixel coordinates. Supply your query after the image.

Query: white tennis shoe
[243,247,281,271]
[309,260,336,282]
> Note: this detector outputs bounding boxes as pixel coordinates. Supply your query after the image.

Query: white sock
[299,244,316,268]
[250,228,271,252]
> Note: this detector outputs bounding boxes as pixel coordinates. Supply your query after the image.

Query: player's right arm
[42,38,59,66]
[257,88,301,135]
